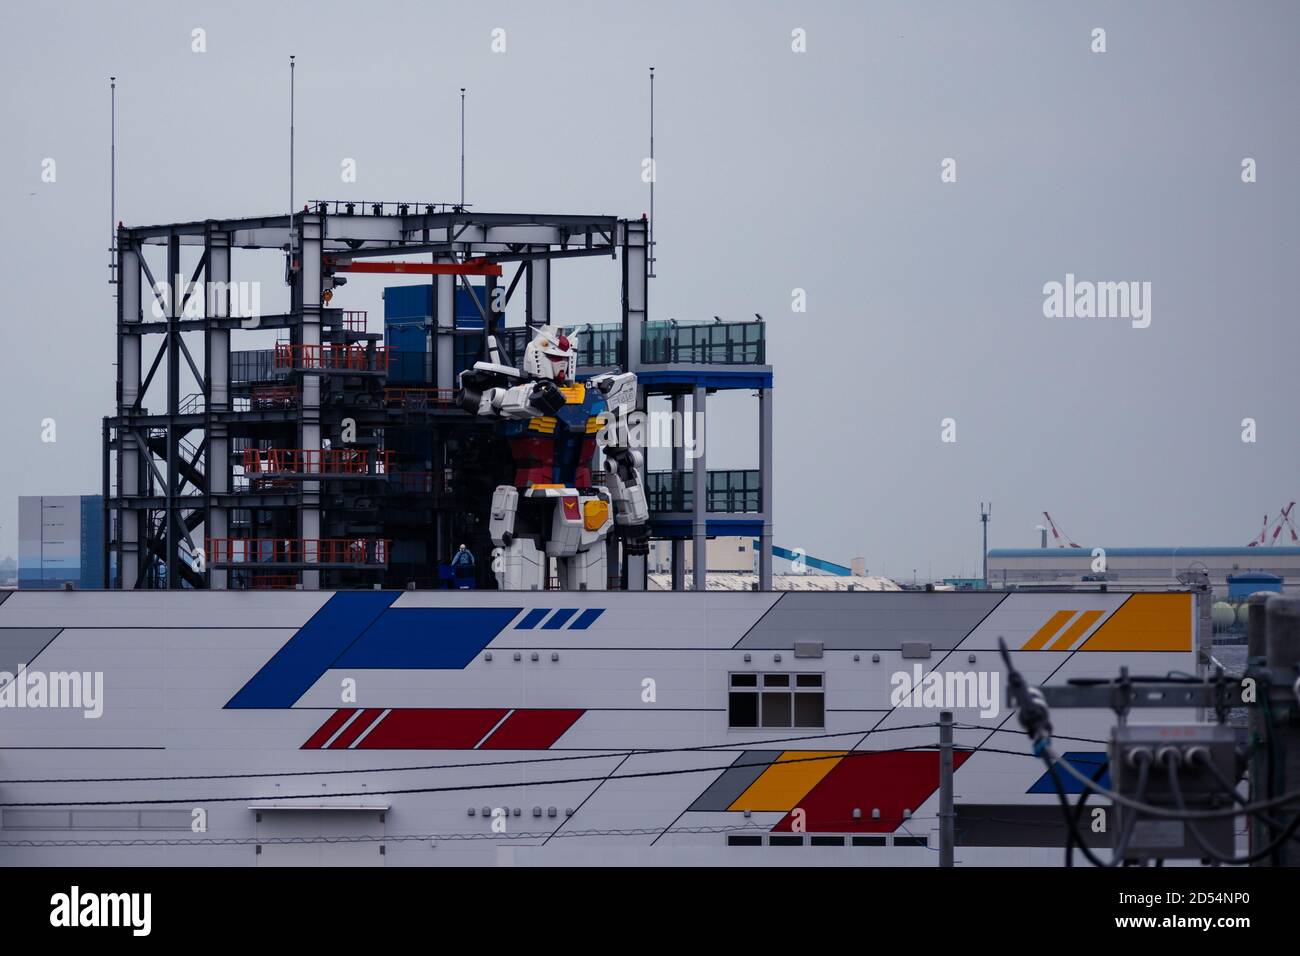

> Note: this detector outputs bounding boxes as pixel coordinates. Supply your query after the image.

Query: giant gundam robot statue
[458,325,649,590]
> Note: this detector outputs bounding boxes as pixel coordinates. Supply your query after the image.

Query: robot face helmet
[523,325,578,383]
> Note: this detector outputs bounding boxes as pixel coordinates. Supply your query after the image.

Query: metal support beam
[117,235,142,588]
[759,386,773,591]
[671,393,685,591]
[620,218,648,372]
[692,385,707,592]
[297,212,323,589]
[526,251,550,329]
[435,263,455,391]
[165,233,181,589]
[205,226,231,589]
[626,385,647,591]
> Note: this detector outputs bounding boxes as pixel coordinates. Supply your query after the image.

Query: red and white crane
[1247,503,1297,546]
[1247,512,1269,547]
[1042,511,1083,548]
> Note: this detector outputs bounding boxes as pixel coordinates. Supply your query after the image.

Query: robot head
[522,325,578,382]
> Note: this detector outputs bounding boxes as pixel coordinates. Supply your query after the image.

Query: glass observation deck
[496,319,766,370]
[646,469,760,514]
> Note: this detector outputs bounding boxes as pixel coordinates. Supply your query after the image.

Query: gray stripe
[687,750,781,812]
[735,592,1006,650]
[0,628,62,668]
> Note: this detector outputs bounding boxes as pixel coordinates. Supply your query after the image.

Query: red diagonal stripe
[300,708,357,750]
[355,708,509,749]
[478,709,585,749]
[771,750,972,833]
[329,708,386,749]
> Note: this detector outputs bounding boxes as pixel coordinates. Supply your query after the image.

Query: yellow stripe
[1046,609,1105,651]
[1079,593,1193,652]
[558,384,586,404]
[727,751,844,812]
[1021,610,1078,651]
[527,416,557,433]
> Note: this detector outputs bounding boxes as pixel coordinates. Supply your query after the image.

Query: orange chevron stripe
[1021,610,1078,651]
[1046,609,1106,650]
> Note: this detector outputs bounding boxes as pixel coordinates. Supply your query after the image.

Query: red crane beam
[324,258,503,277]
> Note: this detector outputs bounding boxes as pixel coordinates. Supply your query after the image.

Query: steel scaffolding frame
[104,202,773,591]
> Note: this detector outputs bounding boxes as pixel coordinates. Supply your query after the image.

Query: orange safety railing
[250,385,298,408]
[207,538,391,566]
[242,447,372,476]
[384,386,455,408]
[274,342,391,372]
[341,310,367,332]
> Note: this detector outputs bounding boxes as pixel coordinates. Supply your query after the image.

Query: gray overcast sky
[1,1,1296,579]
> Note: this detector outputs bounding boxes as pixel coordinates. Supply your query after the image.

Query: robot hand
[528,379,566,416]
[622,523,650,556]
[457,368,496,415]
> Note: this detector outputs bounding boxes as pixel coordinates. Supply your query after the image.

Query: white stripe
[474,709,515,749]
[320,709,365,750]
[348,708,392,749]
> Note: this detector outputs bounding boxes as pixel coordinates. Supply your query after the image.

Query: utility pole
[1251,594,1300,865]
[979,503,991,589]
[460,88,466,208]
[939,710,955,867]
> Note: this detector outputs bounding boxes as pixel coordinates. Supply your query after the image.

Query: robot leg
[489,484,547,589]
[494,537,547,591]
[558,543,608,591]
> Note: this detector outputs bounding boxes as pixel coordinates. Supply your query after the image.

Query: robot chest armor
[503,384,607,437]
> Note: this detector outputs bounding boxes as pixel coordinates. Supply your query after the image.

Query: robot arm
[593,373,650,554]
[459,370,565,420]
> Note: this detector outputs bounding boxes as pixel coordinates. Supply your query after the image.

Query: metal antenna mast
[109,76,117,289]
[289,56,295,215]
[648,66,656,278]
[460,88,466,208]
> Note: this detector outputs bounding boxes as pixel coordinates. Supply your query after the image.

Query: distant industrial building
[649,536,756,573]
[648,536,889,590]
[18,495,105,589]
[986,546,1300,597]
